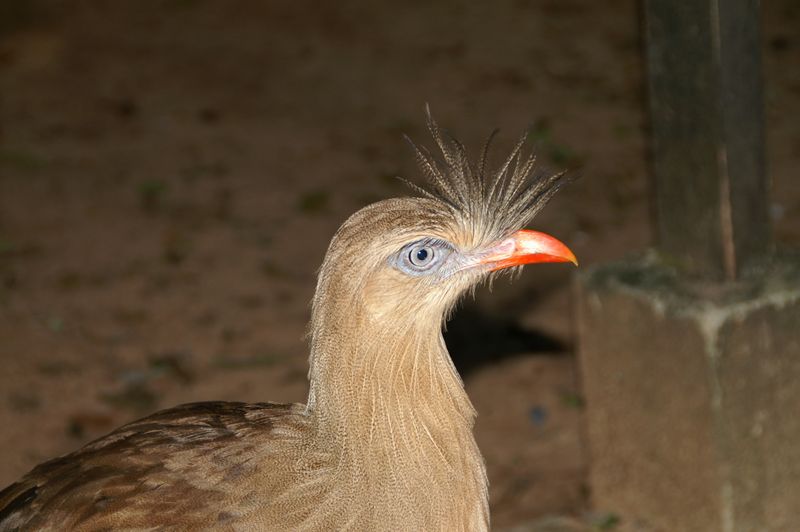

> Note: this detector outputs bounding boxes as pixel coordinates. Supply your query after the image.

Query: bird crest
[403,107,571,245]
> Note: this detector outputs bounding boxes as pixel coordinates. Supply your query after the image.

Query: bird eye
[409,246,434,267]
[394,238,453,276]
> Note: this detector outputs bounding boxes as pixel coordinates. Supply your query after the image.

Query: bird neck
[304,301,488,529]
[306,304,476,445]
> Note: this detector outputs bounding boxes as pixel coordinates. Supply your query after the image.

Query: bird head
[311,112,576,333]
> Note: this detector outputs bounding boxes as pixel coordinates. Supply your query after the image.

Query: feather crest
[405,108,573,245]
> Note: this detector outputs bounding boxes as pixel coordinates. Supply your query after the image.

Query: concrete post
[577,257,800,531]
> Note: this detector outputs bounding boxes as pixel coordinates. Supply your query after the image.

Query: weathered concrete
[576,253,800,532]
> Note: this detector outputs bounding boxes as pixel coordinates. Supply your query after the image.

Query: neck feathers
[304,287,489,530]
[307,298,475,443]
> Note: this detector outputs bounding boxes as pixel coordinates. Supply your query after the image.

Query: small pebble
[528,405,548,427]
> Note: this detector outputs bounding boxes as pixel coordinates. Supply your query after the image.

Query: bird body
[0,113,576,531]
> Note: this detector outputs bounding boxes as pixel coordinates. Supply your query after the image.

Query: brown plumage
[0,111,576,531]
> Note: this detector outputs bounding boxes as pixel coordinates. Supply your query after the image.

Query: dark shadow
[443,302,568,379]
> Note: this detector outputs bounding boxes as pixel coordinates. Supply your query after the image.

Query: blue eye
[411,247,432,266]
[394,238,453,276]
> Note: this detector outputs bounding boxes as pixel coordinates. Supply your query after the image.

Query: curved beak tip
[566,250,579,267]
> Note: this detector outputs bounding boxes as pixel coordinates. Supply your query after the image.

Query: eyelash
[414,238,453,252]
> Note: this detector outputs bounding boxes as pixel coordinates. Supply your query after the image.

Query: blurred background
[0,0,798,528]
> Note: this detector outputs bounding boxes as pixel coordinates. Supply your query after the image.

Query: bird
[0,111,577,532]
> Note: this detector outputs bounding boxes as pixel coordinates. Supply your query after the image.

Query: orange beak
[480,229,578,271]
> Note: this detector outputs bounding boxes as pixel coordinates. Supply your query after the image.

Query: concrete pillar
[577,255,800,531]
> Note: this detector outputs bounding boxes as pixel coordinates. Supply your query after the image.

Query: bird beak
[479,229,578,271]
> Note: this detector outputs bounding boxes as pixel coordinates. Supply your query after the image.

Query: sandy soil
[0,1,798,528]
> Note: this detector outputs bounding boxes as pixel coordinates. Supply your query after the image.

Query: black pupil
[415,248,429,262]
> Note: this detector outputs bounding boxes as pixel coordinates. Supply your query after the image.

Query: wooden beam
[644,0,770,280]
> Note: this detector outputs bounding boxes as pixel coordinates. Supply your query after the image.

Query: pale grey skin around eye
[390,237,470,279]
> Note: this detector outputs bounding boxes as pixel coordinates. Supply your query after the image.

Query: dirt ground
[0,1,798,528]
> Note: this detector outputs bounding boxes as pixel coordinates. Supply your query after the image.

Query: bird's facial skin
[392,237,456,277]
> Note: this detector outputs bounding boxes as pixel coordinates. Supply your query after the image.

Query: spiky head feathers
[402,109,569,249]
